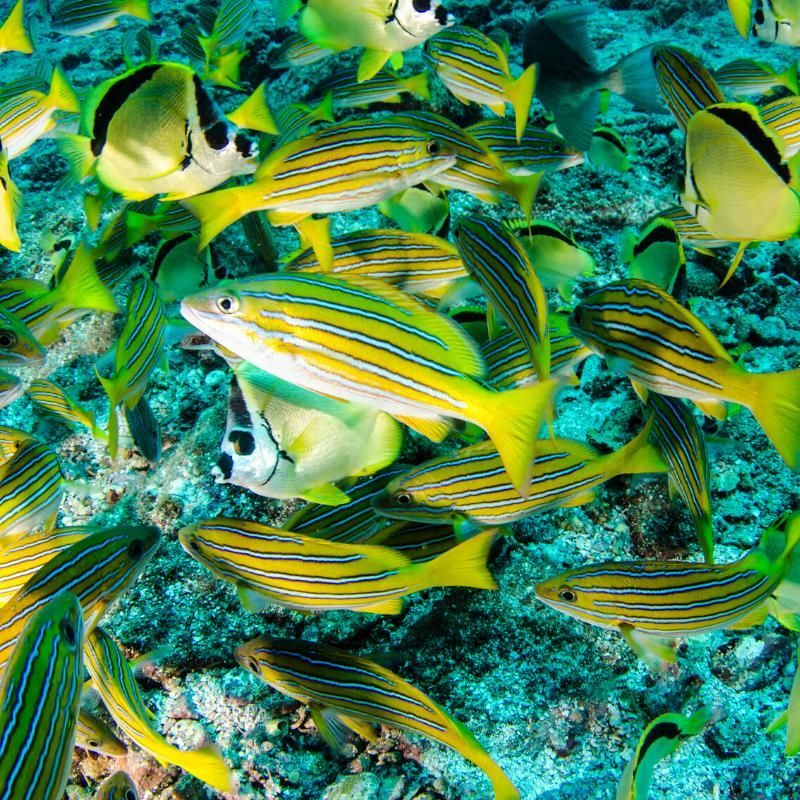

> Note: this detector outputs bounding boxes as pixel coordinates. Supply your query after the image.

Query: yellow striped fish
[390,110,542,220]
[0,435,64,545]
[648,394,714,563]
[455,215,549,380]
[181,272,560,495]
[0,135,21,253]
[715,58,799,97]
[271,95,335,144]
[0,369,21,409]
[98,276,166,459]
[50,0,151,36]
[651,45,726,132]
[373,424,666,538]
[273,32,333,68]
[182,118,457,263]
[286,228,466,301]
[364,523,458,564]
[617,709,712,800]
[0,242,119,347]
[28,378,107,441]
[482,314,591,390]
[0,0,33,55]
[94,771,138,800]
[84,627,233,793]
[284,464,412,543]
[0,68,79,159]
[0,307,44,366]
[760,95,800,157]
[0,525,161,673]
[313,66,430,108]
[179,516,497,614]
[0,526,93,606]
[535,510,800,666]
[569,279,800,472]
[0,425,30,462]
[424,25,536,141]
[467,119,583,174]
[0,591,83,800]
[658,205,729,250]
[235,636,520,800]
[75,707,128,756]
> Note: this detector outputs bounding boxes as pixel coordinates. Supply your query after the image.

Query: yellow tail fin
[172,744,233,794]
[97,371,122,459]
[726,0,753,38]
[404,71,430,101]
[47,66,79,113]
[480,378,560,496]
[182,185,257,250]
[0,0,33,55]
[745,369,800,472]
[610,419,669,478]
[123,0,152,22]
[501,171,542,223]
[55,242,118,314]
[506,63,537,142]
[420,529,498,590]
[228,82,277,135]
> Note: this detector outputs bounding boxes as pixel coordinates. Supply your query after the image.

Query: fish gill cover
[0,0,799,798]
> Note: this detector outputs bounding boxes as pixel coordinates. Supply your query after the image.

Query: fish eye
[128,539,144,561]
[242,656,259,673]
[0,331,16,349]
[125,792,136,800]
[88,739,99,747]
[552,143,563,153]
[189,539,201,552]
[426,140,441,156]
[413,0,431,10]
[216,295,239,314]
[395,492,413,505]
[558,588,577,602]
[60,618,77,647]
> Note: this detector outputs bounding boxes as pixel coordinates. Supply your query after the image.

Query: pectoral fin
[619,623,675,668]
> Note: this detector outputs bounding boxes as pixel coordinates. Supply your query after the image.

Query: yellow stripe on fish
[286,228,466,301]
[236,636,520,800]
[84,627,233,793]
[179,516,498,615]
[648,394,714,563]
[651,45,726,132]
[0,525,161,673]
[657,205,729,250]
[569,279,800,471]
[424,25,536,141]
[715,58,799,98]
[535,510,800,666]
[760,95,800,157]
[455,215,550,380]
[372,424,666,538]
[28,379,107,441]
[0,592,83,800]
[180,272,559,495]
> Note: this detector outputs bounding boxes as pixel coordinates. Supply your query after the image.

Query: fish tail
[612,418,669,477]
[405,71,431,101]
[695,514,715,565]
[612,44,663,113]
[489,767,521,800]
[0,0,33,54]
[271,0,302,24]
[744,369,800,472]
[506,63,537,142]
[182,185,257,250]
[420,529,498,590]
[311,90,335,125]
[500,171,542,223]
[786,61,800,95]
[58,134,97,183]
[122,0,152,22]
[47,66,80,113]
[228,82,277,135]
[173,745,234,794]
[479,379,560,496]
[726,0,754,38]
[55,243,119,314]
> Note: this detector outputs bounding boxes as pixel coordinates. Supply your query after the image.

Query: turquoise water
[1,0,800,798]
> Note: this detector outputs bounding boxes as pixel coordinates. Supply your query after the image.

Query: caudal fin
[56,243,119,314]
[500,171,542,223]
[0,0,33,55]
[727,0,754,38]
[421,529,498,590]
[612,44,664,113]
[182,185,256,250]
[745,369,800,472]
[404,71,430,102]
[612,419,669,477]
[506,63,537,143]
[481,379,560,495]
[173,745,233,794]
[123,0,152,22]
[47,66,79,113]
[228,82,277,135]
[785,61,800,96]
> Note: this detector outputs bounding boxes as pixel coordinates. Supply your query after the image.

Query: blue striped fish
[75,707,128,756]
[424,25,536,141]
[235,636,520,800]
[372,424,666,538]
[0,370,21,409]
[467,118,583,174]
[273,32,333,68]
[760,95,800,157]
[455,215,550,380]
[0,591,83,800]
[0,525,161,673]
[84,627,233,793]
[99,276,166,459]
[364,523,458,564]
[28,378,107,441]
[569,279,800,472]
[535,510,800,666]
[658,205,729,250]
[648,395,714,563]
[181,272,560,495]
[50,0,152,36]
[651,45,726,132]
[715,58,799,98]
[0,435,64,545]
[0,307,43,366]
[179,516,497,614]
[314,67,430,108]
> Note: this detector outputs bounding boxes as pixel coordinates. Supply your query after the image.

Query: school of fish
[0,0,799,797]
